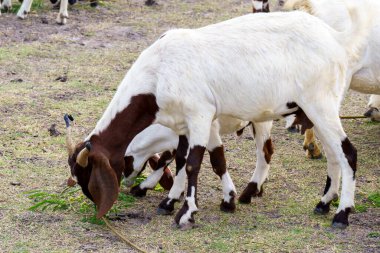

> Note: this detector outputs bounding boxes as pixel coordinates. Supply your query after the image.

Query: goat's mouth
[67,176,77,187]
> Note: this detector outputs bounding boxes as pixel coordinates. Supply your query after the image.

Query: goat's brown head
[64,114,119,218]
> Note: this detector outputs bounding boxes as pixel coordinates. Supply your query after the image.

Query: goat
[66,9,372,229]
[280,0,380,159]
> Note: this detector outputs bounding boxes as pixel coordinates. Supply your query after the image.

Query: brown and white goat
[66,9,372,229]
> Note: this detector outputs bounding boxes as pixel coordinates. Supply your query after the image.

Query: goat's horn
[76,142,92,167]
[64,114,75,156]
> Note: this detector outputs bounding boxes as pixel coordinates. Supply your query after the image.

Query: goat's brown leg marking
[174,146,205,229]
[209,146,236,213]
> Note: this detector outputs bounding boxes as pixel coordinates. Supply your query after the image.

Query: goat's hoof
[364,107,380,121]
[176,221,198,231]
[220,199,236,213]
[287,126,299,133]
[332,208,351,229]
[238,182,263,204]
[332,221,348,229]
[314,201,330,215]
[2,5,12,12]
[238,195,251,204]
[157,197,177,215]
[17,12,28,20]
[157,207,174,215]
[130,185,148,197]
[306,143,322,159]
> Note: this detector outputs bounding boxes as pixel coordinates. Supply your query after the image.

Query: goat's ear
[88,155,119,219]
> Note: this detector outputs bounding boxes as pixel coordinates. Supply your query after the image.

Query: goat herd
[3,0,379,230]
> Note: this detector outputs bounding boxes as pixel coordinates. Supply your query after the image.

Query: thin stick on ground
[102,217,148,253]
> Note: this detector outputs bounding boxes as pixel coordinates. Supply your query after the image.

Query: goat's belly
[351,68,380,95]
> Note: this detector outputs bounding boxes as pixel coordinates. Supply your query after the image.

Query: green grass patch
[368,193,380,207]
[25,174,164,224]
[0,0,45,14]
[367,232,380,238]
[25,185,136,225]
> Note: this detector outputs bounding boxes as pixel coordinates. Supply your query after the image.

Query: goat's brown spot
[263,138,274,164]
[175,135,189,175]
[341,138,357,179]
[123,155,134,177]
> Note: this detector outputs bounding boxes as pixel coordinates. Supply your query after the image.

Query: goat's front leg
[174,114,213,229]
[17,0,33,19]
[207,121,237,213]
[56,0,68,25]
[239,121,273,203]
[130,151,174,197]
[157,135,189,215]
[174,145,206,229]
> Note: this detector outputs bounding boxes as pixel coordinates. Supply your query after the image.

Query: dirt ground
[0,0,379,252]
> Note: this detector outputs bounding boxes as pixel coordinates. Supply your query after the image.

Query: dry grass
[0,0,379,252]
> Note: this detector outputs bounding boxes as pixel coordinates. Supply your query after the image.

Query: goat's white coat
[88,11,372,226]
[283,0,380,95]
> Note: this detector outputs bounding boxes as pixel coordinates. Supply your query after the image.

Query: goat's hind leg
[239,121,273,204]
[301,101,357,228]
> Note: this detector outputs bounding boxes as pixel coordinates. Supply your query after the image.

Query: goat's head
[64,114,119,218]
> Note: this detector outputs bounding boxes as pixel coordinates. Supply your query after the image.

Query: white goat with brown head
[66,8,373,229]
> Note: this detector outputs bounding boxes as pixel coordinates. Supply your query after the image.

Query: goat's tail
[334,1,374,61]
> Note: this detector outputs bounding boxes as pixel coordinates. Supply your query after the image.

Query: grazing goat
[280,0,380,159]
[66,9,372,229]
